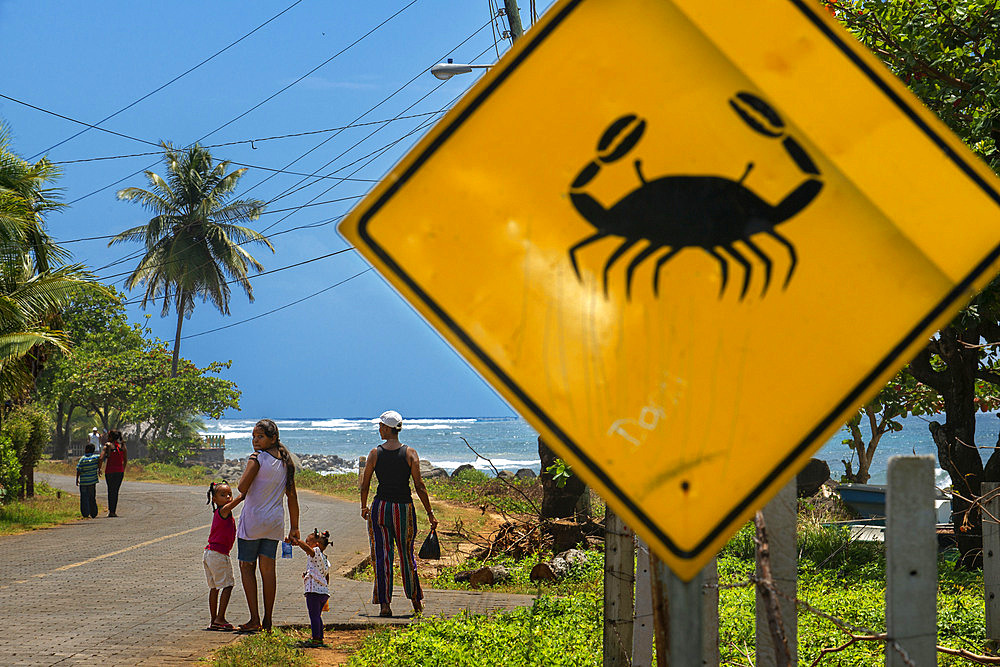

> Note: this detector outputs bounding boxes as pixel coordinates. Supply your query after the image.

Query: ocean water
[202,412,1000,484]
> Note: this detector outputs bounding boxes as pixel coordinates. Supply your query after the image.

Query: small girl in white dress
[288,529,330,645]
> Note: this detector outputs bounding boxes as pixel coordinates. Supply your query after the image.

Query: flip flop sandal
[210,622,234,631]
[378,610,393,618]
[237,623,262,634]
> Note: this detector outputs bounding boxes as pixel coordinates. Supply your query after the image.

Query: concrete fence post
[886,455,936,667]
[983,481,1000,645]
[702,557,719,666]
[633,538,653,667]
[756,480,797,667]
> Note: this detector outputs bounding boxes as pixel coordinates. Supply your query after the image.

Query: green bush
[1,404,52,498]
[0,435,19,502]
[348,593,602,667]
[719,521,885,573]
[452,467,489,483]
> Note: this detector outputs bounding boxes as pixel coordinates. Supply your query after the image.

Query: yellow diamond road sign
[340,0,1000,579]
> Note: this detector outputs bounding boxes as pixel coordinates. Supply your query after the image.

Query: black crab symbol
[568,92,824,300]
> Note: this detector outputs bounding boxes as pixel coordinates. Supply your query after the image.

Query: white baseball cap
[378,410,403,430]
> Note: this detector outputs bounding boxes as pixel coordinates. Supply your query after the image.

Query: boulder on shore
[420,460,449,479]
[797,458,831,498]
[514,468,536,479]
[497,470,515,479]
[452,463,476,478]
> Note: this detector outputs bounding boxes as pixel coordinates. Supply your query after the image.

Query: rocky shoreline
[211,453,357,482]
[209,453,537,483]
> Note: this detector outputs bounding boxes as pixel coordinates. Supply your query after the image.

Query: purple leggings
[305,592,328,640]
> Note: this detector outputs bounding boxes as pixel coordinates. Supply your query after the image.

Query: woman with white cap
[359,410,438,617]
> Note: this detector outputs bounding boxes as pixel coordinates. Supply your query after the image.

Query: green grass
[429,549,605,596]
[716,538,986,665]
[37,459,215,486]
[294,469,359,499]
[0,481,81,534]
[347,593,602,667]
[346,520,988,666]
[424,473,541,516]
[204,628,312,666]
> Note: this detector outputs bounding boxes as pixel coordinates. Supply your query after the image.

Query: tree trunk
[538,436,587,519]
[53,402,75,459]
[171,288,187,378]
[929,329,983,569]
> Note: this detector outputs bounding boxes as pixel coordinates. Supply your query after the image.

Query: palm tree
[0,123,93,400]
[111,144,271,376]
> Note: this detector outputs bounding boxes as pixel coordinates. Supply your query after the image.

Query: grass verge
[347,594,602,667]
[0,481,81,534]
[203,628,311,666]
[37,459,215,485]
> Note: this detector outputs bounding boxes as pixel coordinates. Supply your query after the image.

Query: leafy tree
[0,122,96,400]
[124,358,240,462]
[831,0,1000,566]
[36,285,144,456]
[110,144,271,377]
[840,371,944,484]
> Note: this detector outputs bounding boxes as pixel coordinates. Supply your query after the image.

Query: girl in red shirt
[204,482,244,630]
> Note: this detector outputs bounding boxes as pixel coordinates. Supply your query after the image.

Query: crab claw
[729,92,784,138]
[596,114,646,163]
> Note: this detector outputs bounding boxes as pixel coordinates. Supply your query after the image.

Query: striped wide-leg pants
[368,498,423,604]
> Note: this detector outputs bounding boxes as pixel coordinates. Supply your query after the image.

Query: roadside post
[338,0,1000,659]
[985,481,1000,646]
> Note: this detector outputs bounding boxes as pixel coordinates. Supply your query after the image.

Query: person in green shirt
[76,444,100,518]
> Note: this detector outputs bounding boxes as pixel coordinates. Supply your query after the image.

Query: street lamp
[430,58,492,80]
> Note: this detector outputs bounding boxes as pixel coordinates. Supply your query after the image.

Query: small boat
[836,484,887,519]
[836,483,953,524]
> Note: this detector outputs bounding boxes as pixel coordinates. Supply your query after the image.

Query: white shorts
[203,549,235,589]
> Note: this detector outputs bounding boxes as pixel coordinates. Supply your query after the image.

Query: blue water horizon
[203,412,1000,485]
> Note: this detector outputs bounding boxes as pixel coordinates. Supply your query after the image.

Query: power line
[120,247,354,307]
[84,23,494,288]
[0,93,163,149]
[194,0,421,145]
[257,41,493,233]
[237,16,495,200]
[48,110,446,165]
[180,267,372,340]
[66,194,364,249]
[26,0,306,160]
[65,0,421,206]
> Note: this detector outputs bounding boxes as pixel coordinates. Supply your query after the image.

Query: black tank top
[374,445,413,503]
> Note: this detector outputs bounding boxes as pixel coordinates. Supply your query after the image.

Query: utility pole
[503,0,524,41]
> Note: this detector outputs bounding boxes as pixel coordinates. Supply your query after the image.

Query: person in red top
[99,429,127,517]
[204,482,244,630]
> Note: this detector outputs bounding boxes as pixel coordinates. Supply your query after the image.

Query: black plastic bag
[418,528,441,559]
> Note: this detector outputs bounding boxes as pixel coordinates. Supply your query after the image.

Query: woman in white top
[235,418,299,633]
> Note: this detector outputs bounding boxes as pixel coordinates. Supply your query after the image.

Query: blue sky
[0,1,553,418]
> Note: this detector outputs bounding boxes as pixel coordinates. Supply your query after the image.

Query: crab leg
[705,248,730,297]
[569,231,610,279]
[740,237,773,296]
[603,239,639,297]
[653,248,681,297]
[625,243,659,300]
[722,244,753,300]
[766,229,798,287]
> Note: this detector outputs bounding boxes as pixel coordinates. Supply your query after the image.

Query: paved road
[0,474,533,666]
